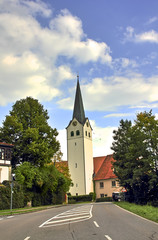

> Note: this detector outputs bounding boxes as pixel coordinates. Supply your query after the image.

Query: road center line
[93,221,99,227]
[24,237,30,240]
[105,235,112,240]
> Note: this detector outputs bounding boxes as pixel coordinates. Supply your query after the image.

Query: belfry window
[76,130,80,136]
[71,131,74,137]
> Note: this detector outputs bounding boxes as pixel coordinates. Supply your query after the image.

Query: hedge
[0,181,25,210]
[96,197,112,202]
[68,194,93,203]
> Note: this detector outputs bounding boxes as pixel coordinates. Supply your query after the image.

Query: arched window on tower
[76,130,80,136]
[71,131,74,137]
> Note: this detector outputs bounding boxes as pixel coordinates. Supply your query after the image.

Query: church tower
[66,76,93,196]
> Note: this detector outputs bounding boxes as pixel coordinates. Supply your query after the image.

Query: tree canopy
[0,97,60,167]
[0,97,72,206]
[112,111,158,204]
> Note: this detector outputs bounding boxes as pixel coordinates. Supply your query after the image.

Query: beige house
[93,155,122,198]
[0,142,13,184]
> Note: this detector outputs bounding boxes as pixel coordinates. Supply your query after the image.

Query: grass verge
[115,201,158,223]
[0,205,62,216]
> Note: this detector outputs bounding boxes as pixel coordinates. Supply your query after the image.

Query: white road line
[24,237,30,240]
[0,218,3,221]
[39,204,93,228]
[46,215,90,225]
[105,235,112,240]
[93,221,99,227]
[7,216,14,219]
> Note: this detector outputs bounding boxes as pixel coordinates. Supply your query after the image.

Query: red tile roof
[93,154,117,181]
[0,142,14,147]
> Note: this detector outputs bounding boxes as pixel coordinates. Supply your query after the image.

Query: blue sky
[0,0,158,159]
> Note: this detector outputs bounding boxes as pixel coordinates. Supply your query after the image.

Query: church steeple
[72,75,85,124]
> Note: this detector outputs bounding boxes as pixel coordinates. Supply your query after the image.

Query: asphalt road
[0,203,158,240]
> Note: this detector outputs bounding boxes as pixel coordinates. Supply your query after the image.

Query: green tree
[15,162,71,206]
[112,111,158,204]
[0,97,60,167]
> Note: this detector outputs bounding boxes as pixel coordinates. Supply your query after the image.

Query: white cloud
[90,120,115,157]
[146,17,158,25]
[104,113,134,118]
[58,74,158,111]
[124,26,158,43]
[0,0,112,106]
[57,129,67,160]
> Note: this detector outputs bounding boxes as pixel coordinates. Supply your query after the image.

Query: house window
[85,131,87,136]
[76,130,80,136]
[75,163,77,168]
[71,131,74,137]
[100,194,104,198]
[6,149,11,160]
[112,180,116,187]
[0,148,5,160]
[76,183,78,187]
[100,182,104,189]
[76,193,78,196]
[88,132,91,137]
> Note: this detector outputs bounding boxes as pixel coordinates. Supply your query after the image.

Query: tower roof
[72,76,86,124]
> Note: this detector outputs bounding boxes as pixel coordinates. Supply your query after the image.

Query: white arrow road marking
[39,204,93,228]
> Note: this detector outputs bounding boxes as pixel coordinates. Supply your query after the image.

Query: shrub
[68,194,93,203]
[0,181,25,210]
[96,197,112,202]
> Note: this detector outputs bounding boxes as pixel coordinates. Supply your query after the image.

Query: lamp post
[10,173,15,215]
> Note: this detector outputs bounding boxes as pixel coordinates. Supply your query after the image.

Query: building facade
[66,77,93,196]
[0,142,13,183]
[93,155,122,198]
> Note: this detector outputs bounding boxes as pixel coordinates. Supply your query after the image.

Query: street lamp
[10,173,15,215]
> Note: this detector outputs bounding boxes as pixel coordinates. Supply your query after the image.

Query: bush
[96,197,112,202]
[0,181,25,210]
[68,194,93,203]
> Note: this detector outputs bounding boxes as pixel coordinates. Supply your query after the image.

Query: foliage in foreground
[115,201,158,223]
[112,111,158,205]
[0,97,72,208]
[0,97,60,168]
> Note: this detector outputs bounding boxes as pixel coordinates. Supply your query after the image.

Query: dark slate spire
[72,75,86,124]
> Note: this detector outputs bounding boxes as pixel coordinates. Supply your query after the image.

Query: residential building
[0,142,13,183]
[93,155,122,198]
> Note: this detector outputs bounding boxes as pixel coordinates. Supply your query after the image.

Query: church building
[66,76,93,196]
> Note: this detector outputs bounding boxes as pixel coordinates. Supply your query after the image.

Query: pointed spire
[73,75,85,124]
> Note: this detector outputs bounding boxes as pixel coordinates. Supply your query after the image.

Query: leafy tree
[0,97,60,167]
[112,111,158,204]
[15,162,71,206]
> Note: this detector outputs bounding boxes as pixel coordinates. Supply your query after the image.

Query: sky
[0,0,158,160]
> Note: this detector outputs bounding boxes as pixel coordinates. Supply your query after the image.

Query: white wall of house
[0,165,11,183]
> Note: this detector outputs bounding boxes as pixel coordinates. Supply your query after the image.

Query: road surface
[0,202,157,240]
